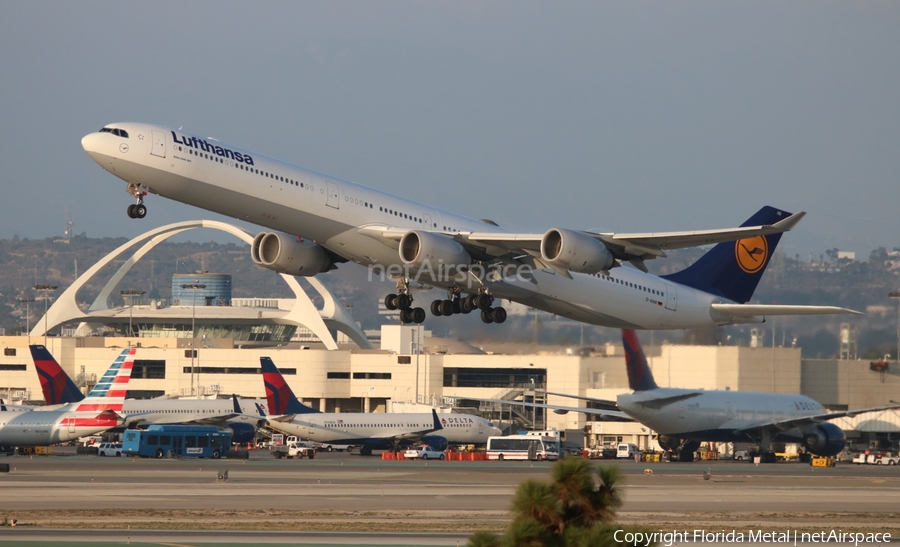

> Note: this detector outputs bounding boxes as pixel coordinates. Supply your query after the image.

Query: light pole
[530,377,536,430]
[119,289,145,338]
[17,296,35,339]
[33,284,57,346]
[181,283,206,396]
[890,291,900,363]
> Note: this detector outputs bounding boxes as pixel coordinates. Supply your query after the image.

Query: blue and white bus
[486,434,560,461]
[122,425,232,459]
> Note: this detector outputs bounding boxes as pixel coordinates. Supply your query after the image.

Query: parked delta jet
[617,330,898,463]
[0,348,136,446]
[261,357,500,455]
[82,124,858,329]
[29,345,263,443]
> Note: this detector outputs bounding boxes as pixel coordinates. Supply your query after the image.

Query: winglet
[431,408,443,432]
[260,357,320,415]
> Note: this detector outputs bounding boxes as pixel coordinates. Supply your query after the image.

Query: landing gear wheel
[385,294,399,311]
[481,309,494,324]
[400,309,413,324]
[465,294,479,311]
[459,297,472,314]
[360,445,373,456]
[411,307,426,323]
[431,300,443,316]
[397,294,412,310]
[477,294,493,310]
[127,204,136,218]
[439,300,455,316]
[133,204,147,218]
[491,307,507,324]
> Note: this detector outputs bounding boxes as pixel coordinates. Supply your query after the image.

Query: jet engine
[802,423,846,456]
[399,231,471,275]
[420,435,449,452]
[657,435,682,451]
[228,423,257,444]
[251,232,332,276]
[540,228,615,274]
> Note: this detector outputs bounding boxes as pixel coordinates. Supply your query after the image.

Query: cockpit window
[99,127,129,138]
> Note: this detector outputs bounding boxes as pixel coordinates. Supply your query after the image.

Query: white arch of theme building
[30,220,371,350]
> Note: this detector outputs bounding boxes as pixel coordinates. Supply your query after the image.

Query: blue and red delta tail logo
[262,371,292,416]
[260,357,319,415]
[74,348,135,413]
[734,235,768,274]
[29,345,85,405]
[622,330,658,392]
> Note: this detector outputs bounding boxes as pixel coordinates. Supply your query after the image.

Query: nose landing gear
[126,183,148,219]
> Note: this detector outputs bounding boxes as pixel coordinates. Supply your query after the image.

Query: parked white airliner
[29,345,264,443]
[82,124,857,329]
[262,357,500,454]
[617,330,898,462]
[0,348,135,446]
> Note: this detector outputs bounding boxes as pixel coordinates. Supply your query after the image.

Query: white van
[616,443,640,459]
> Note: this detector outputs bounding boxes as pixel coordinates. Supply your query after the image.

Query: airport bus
[486,434,560,461]
[122,425,232,459]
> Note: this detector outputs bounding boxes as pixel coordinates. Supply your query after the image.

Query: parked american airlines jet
[29,345,263,443]
[617,330,897,463]
[262,357,500,455]
[81,124,857,329]
[0,348,135,446]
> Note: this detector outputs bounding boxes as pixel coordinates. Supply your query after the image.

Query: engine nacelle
[251,232,331,277]
[399,231,471,275]
[420,435,449,452]
[540,228,614,274]
[228,423,257,444]
[657,435,682,451]
[802,423,846,456]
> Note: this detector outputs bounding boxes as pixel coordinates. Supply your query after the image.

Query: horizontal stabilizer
[711,304,862,317]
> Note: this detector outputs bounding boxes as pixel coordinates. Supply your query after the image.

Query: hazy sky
[2,1,898,259]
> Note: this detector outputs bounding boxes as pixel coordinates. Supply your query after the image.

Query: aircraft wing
[711,304,862,317]
[448,396,631,419]
[359,210,805,266]
[380,409,445,445]
[734,403,900,434]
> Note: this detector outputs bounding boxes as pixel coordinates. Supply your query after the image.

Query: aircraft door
[663,282,677,311]
[150,130,166,158]
[325,181,340,209]
[66,416,76,434]
[423,213,432,228]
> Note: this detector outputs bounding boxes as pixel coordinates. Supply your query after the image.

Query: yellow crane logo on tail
[735,235,768,274]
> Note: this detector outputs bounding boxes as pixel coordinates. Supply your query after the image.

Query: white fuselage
[270,412,501,446]
[617,388,826,442]
[82,124,752,329]
[120,398,267,428]
[0,407,120,446]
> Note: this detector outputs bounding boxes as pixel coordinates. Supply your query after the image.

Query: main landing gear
[384,281,426,324]
[126,183,148,219]
[430,290,506,324]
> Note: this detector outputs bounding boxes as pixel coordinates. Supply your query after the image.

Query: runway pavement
[0,449,898,544]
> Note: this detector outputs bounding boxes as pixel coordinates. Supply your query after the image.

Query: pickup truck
[270,441,316,459]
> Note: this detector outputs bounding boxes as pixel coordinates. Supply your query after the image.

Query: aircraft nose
[81,132,98,153]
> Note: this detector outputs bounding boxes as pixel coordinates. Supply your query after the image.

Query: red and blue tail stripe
[74,348,135,412]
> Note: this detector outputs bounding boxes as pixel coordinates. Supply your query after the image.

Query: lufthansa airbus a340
[82,124,857,330]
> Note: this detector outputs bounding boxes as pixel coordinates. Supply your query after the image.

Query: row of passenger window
[179,144,463,233]
[591,272,663,297]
